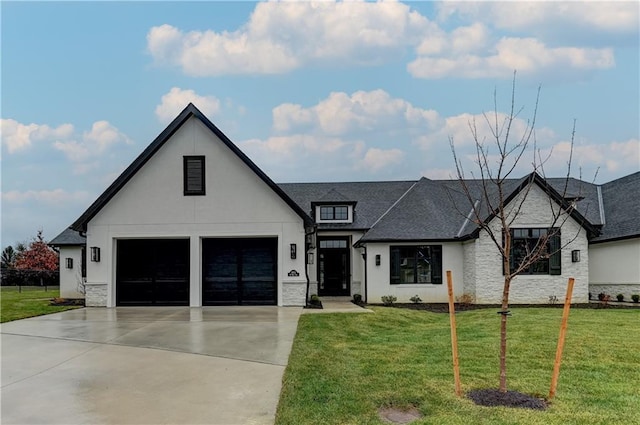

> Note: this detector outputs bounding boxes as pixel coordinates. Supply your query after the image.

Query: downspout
[362,245,368,304]
[304,225,317,307]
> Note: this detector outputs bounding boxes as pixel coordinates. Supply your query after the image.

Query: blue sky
[2,1,639,248]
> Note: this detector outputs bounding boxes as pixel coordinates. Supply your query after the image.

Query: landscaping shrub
[352,293,363,304]
[616,294,624,302]
[309,294,321,305]
[632,294,640,303]
[381,295,397,306]
[409,294,422,304]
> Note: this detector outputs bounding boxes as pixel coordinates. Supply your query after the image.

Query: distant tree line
[1,230,59,286]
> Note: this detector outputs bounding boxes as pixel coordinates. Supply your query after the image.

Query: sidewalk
[302,297,373,314]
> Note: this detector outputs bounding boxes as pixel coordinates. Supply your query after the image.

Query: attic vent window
[184,156,205,196]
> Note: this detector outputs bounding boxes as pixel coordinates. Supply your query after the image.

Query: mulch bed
[50,298,85,306]
[467,388,548,410]
[377,302,638,313]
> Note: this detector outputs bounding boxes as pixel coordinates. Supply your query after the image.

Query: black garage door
[203,238,277,305]
[116,239,189,306]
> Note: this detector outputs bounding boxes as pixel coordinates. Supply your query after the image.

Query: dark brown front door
[318,237,350,296]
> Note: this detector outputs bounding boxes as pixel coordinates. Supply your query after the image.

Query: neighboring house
[51,104,640,306]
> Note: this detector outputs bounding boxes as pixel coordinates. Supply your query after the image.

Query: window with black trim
[184,156,205,195]
[508,228,561,275]
[390,245,442,284]
[319,205,348,221]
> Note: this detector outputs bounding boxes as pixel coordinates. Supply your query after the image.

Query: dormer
[311,188,357,224]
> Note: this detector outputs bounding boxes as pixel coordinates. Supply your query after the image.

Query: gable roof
[314,188,356,205]
[357,172,602,244]
[468,172,600,239]
[71,103,312,232]
[591,171,640,243]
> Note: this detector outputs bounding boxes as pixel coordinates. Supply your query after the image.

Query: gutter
[362,245,368,304]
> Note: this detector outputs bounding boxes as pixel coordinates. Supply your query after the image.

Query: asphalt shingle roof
[282,172,625,244]
[359,178,470,241]
[592,171,640,242]
[278,181,416,230]
[49,228,86,246]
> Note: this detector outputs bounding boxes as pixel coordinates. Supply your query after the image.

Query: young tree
[14,229,59,271]
[449,73,582,393]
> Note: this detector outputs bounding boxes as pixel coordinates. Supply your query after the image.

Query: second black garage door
[203,238,277,305]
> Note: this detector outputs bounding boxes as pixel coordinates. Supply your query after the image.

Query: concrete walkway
[1,307,301,425]
[302,298,373,314]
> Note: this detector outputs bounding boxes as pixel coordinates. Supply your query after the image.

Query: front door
[318,237,350,296]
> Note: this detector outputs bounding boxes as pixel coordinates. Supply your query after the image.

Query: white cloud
[408,37,615,79]
[437,2,639,36]
[538,138,640,180]
[155,87,222,123]
[2,189,90,205]
[356,148,404,172]
[145,1,625,81]
[1,119,73,153]
[418,111,557,151]
[147,1,432,76]
[52,121,131,169]
[273,89,439,136]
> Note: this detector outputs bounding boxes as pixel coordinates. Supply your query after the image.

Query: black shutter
[431,245,443,284]
[184,156,205,195]
[549,229,561,275]
[390,247,400,284]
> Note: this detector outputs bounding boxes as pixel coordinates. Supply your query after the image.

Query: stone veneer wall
[351,280,362,298]
[462,241,476,298]
[85,283,107,307]
[282,281,306,306]
[472,185,590,304]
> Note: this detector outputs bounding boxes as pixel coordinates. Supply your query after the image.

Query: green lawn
[1,287,82,323]
[276,306,640,425]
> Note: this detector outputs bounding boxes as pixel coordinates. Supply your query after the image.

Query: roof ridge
[365,180,420,231]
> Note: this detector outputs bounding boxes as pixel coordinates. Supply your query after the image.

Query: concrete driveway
[1,306,301,425]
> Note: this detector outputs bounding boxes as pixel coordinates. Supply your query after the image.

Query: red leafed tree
[14,230,58,271]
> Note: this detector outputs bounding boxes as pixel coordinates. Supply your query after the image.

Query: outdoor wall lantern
[90,247,101,262]
[571,250,580,263]
[290,243,297,259]
[375,254,381,266]
[571,249,580,263]
[307,252,314,265]
[66,258,73,269]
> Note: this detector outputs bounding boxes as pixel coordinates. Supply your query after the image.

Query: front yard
[276,306,639,425]
[1,286,82,323]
